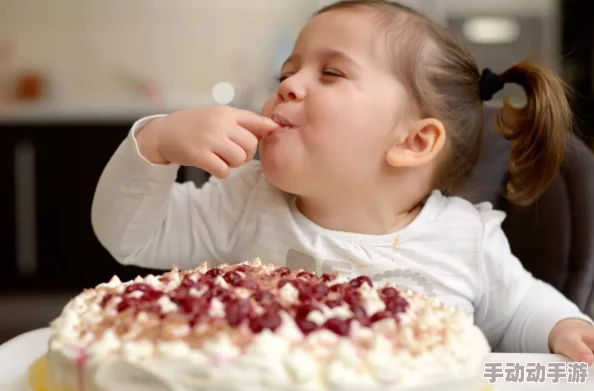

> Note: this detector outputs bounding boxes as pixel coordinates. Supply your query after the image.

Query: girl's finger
[228,126,259,161]
[556,337,594,365]
[193,152,229,179]
[212,138,248,168]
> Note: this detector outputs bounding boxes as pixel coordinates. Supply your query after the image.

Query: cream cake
[30,259,492,391]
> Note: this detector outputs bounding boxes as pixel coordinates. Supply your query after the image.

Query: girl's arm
[474,207,593,353]
[91,116,264,270]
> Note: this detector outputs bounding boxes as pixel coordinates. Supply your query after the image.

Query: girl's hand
[549,318,594,365]
[136,105,278,178]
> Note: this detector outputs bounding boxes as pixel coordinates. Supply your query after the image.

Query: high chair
[464,105,594,318]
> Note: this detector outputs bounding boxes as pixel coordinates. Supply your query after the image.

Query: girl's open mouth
[271,113,295,128]
[268,114,297,137]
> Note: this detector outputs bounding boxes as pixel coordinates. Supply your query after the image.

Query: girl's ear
[386,118,446,168]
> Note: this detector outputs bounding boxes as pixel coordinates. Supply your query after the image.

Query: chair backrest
[463,106,594,316]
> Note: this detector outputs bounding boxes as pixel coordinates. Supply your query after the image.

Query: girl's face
[259,9,413,198]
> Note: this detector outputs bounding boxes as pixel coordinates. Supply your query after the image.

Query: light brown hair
[316,0,572,205]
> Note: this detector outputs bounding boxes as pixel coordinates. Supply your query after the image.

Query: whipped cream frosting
[45,259,491,391]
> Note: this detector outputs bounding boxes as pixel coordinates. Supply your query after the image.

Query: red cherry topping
[266,300,282,312]
[223,271,242,285]
[189,311,208,327]
[324,318,351,336]
[100,293,114,307]
[321,273,336,282]
[350,305,371,327]
[168,286,190,303]
[350,304,366,318]
[381,287,399,298]
[144,290,164,301]
[203,286,233,303]
[296,318,318,335]
[116,297,136,312]
[249,310,282,333]
[297,282,328,301]
[180,275,196,288]
[180,296,210,314]
[273,267,291,277]
[235,265,253,275]
[124,283,151,294]
[205,268,224,278]
[313,284,329,299]
[236,279,259,291]
[384,296,409,314]
[105,264,412,333]
[225,299,252,327]
[253,290,274,304]
[329,283,346,293]
[349,276,373,288]
[196,276,215,288]
[325,299,344,308]
[277,279,291,289]
[294,303,318,320]
[124,283,163,301]
[344,287,361,307]
[296,271,315,279]
[252,289,281,310]
[297,283,316,302]
[370,310,392,323]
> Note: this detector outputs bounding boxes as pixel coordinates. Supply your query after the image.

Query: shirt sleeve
[473,205,594,353]
[91,115,263,270]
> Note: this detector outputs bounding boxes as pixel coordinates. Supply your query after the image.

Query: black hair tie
[479,68,505,101]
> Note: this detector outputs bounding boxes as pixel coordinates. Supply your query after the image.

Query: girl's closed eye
[321,68,345,79]
[276,68,344,84]
[277,74,291,83]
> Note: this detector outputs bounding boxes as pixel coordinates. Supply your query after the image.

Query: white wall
[0,0,561,112]
[0,0,317,107]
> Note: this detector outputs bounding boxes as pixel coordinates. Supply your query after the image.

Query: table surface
[0,328,592,391]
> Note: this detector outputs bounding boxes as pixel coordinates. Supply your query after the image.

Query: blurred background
[0,0,593,343]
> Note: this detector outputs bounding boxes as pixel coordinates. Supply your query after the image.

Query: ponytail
[496,62,572,205]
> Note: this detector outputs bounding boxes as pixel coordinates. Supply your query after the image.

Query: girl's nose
[277,76,306,102]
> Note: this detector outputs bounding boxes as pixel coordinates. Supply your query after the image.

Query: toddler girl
[91,0,594,363]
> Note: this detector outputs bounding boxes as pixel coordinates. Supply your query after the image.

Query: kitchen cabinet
[0,119,186,293]
[0,130,17,289]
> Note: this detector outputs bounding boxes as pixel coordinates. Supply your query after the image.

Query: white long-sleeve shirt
[92,116,593,354]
